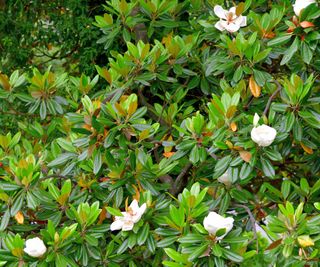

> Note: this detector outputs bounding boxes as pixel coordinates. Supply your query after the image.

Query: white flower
[214,5,247,33]
[24,237,47,258]
[203,211,234,239]
[253,113,260,127]
[217,171,232,186]
[251,124,277,147]
[110,199,147,231]
[293,0,316,16]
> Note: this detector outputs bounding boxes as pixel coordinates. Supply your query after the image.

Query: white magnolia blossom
[251,124,277,147]
[110,199,147,231]
[253,113,260,127]
[24,237,47,258]
[214,5,247,33]
[293,0,316,16]
[217,171,232,186]
[203,211,234,239]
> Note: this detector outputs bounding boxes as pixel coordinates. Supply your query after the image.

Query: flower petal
[139,203,147,216]
[229,7,236,14]
[129,199,139,212]
[233,15,247,27]
[110,219,124,231]
[122,221,134,231]
[225,22,241,33]
[214,20,226,32]
[240,16,247,27]
[214,5,227,19]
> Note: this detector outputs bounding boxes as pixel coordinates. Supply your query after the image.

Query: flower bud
[24,237,47,258]
[251,124,277,147]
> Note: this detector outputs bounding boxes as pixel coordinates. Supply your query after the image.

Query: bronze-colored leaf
[300,21,315,28]
[236,2,245,16]
[249,75,261,98]
[14,211,24,224]
[301,142,313,154]
[230,122,237,132]
[239,150,252,162]
[163,152,175,158]
[266,239,282,250]
[226,105,237,118]
[0,74,11,91]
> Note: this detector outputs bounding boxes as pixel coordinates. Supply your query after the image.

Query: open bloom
[24,237,47,258]
[293,0,316,16]
[203,211,234,239]
[110,199,147,231]
[251,124,277,147]
[214,5,247,33]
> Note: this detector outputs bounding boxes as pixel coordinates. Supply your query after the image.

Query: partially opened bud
[253,113,260,127]
[203,211,234,240]
[24,237,47,258]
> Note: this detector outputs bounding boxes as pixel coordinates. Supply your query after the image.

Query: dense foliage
[1,0,320,266]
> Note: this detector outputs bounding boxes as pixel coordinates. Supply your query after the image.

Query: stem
[234,203,259,252]
[263,80,282,117]
[170,162,193,195]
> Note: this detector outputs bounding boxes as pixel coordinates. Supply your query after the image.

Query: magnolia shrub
[0,0,320,266]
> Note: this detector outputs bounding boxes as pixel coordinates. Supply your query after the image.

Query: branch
[170,162,193,195]
[0,108,40,118]
[138,88,169,127]
[206,148,218,160]
[243,96,254,111]
[234,204,259,252]
[263,80,282,117]
[102,89,122,104]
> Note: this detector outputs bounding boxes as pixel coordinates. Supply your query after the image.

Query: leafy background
[0,0,320,266]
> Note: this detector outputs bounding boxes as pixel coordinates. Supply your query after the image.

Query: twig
[206,148,218,160]
[138,88,169,126]
[102,89,122,104]
[243,96,254,111]
[263,80,282,117]
[0,108,40,118]
[234,203,259,252]
[170,162,193,195]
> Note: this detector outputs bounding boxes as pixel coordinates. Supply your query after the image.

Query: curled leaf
[249,75,261,98]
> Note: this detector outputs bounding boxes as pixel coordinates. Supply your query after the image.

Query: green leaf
[213,155,232,178]
[164,248,188,263]
[157,236,178,248]
[188,244,208,261]
[106,207,123,217]
[40,100,47,120]
[222,248,243,262]
[47,153,76,167]
[280,37,299,65]
[57,138,77,153]
[253,48,271,63]
[93,149,102,174]
[0,209,10,231]
[301,42,313,64]
[137,223,149,245]
[178,234,204,243]
[261,158,275,177]
[267,35,292,46]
